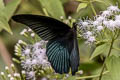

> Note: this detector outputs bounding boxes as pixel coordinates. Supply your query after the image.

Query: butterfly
[12,14,80,75]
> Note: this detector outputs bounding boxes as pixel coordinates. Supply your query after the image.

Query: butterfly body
[12,14,79,75]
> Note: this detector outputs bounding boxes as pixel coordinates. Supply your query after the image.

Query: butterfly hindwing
[70,39,80,75]
[70,25,80,75]
[12,14,71,40]
[46,38,71,73]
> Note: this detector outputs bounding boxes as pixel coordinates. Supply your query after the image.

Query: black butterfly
[12,14,80,75]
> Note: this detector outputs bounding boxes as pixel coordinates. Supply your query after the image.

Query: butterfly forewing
[12,14,71,40]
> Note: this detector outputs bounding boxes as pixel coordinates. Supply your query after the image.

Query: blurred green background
[0,0,120,79]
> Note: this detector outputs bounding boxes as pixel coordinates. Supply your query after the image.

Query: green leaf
[0,0,5,10]
[0,0,20,34]
[90,43,110,60]
[3,0,21,21]
[92,0,105,3]
[76,0,83,1]
[103,56,120,80]
[0,17,13,34]
[38,0,66,19]
[60,0,69,4]
[76,0,88,2]
[77,3,88,12]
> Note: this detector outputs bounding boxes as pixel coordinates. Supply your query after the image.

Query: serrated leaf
[77,3,88,12]
[104,56,120,80]
[0,0,5,10]
[38,0,65,19]
[90,43,110,60]
[3,0,21,21]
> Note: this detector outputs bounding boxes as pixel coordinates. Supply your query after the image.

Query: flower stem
[98,39,114,80]
[89,0,97,16]
[76,71,108,79]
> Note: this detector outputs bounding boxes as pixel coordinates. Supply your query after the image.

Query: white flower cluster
[77,5,120,44]
[0,64,25,80]
[20,28,36,37]
[20,40,50,80]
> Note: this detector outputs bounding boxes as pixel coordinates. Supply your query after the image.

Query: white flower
[101,10,112,17]
[27,71,35,80]
[5,66,9,70]
[115,15,120,20]
[41,60,50,67]
[10,77,14,80]
[65,74,70,77]
[18,40,24,44]
[11,64,15,67]
[41,77,47,80]
[20,29,27,35]
[60,16,64,19]
[14,73,20,77]
[40,48,46,54]
[93,21,100,26]
[87,36,96,42]
[28,28,32,32]
[31,33,35,37]
[115,20,120,28]
[77,5,120,45]
[107,20,116,30]
[31,59,37,65]
[21,40,50,76]
[82,22,89,27]
[78,70,84,74]
[22,70,26,74]
[68,16,72,20]
[33,42,42,49]
[24,48,31,55]
[96,16,105,22]
[21,59,32,70]
[1,72,4,75]
[8,74,12,77]
[84,31,93,38]
[25,59,32,65]
[97,26,103,31]
[103,20,109,26]
[107,5,120,12]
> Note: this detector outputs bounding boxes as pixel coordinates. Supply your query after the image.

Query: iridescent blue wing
[46,38,72,74]
[12,14,71,40]
[47,32,80,74]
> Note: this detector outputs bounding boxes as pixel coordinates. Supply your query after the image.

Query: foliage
[38,0,66,19]
[0,0,21,34]
[0,0,120,80]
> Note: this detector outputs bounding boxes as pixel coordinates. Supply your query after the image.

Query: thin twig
[89,0,97,16]
[76,71,109,79]
[98,39,114,80]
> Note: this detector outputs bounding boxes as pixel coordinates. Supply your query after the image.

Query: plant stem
[98,39,114,80]
[43,8,49,16]
[89,0,97,16]
[76,71,109,79]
